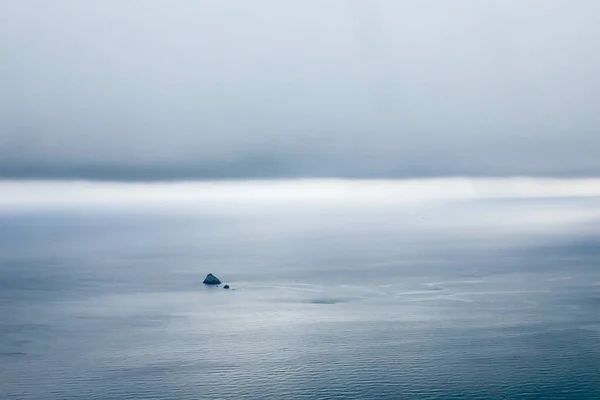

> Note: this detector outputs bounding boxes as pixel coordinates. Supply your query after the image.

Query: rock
[203,273,221,285]
[223,285,230,289]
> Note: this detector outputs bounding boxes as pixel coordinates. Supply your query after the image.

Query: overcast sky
[1,0,599,180]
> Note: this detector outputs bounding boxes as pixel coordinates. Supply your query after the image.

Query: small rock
[223,285,230,289]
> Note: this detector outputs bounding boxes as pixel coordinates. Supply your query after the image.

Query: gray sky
[1,0,599,180]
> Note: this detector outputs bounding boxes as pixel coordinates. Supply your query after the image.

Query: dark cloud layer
[1,0,599,180]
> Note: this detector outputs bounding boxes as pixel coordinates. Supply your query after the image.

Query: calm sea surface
[1,196,600,399]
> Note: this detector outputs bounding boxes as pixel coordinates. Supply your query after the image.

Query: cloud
[1,178,600,211]
[1,0,599,180]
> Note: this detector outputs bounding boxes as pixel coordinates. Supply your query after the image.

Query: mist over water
[1,180,599,399]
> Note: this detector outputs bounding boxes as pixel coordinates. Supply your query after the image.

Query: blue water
[1,198,600,399]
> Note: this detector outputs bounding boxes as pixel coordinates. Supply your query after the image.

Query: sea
[1,187,600,399]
